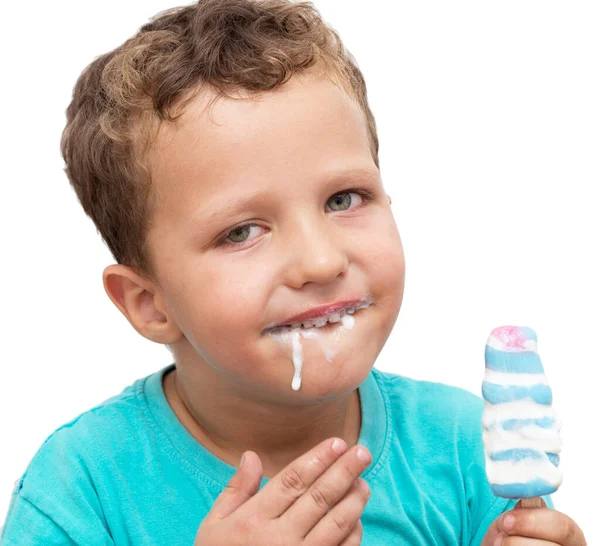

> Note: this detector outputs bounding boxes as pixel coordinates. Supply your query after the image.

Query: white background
[1,0,598,542]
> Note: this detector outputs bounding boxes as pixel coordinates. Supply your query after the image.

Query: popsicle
[482,325,562,507]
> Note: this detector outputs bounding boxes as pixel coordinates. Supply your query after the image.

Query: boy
[0,0,586,544]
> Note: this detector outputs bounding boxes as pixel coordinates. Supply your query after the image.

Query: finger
[209,451,263,520]
[340,519,363,546]
[282,445,372,536]
[481,498,549,546]
[501,507,586,545]
[304,477,371,545]
[479,511,504,546]
[243,437,348,519]
[501,538,558,546]
[479,504,560,546]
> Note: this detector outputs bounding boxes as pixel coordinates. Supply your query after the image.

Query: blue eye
[328,192,351,211]
[220,223,265,246]
[217,189,374,248]
[326,191,366,212]
[227,225,251,243]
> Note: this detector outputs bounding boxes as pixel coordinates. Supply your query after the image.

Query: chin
[291,357,373,400]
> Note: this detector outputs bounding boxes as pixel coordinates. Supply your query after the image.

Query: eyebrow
[196,191,272,228]
[197,166,380,227]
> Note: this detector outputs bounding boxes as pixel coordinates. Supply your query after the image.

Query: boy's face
[145,67,405,402]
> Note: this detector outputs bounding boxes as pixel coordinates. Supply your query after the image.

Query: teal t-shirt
[1,365,533,545]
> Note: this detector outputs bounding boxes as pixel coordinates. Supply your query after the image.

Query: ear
[102,264,183,345]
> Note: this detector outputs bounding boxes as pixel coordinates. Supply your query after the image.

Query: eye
[220,223,265,246]
[326,191,367,212]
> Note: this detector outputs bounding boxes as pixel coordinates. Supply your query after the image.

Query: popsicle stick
[521,497,543,508]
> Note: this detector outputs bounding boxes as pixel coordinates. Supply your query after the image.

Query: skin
[103,65,586,544]
[103,65,405,477]
[481,499,586,545]
[194,439,373,545]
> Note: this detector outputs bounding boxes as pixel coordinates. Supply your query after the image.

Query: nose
[282,218,349,289]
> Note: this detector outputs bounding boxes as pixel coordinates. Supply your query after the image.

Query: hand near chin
[194,438,372,545]
[481,498,587,546]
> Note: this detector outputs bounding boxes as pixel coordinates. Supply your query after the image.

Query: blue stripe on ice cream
[502,417,555,430]
[489,449,545,462]
[484,347,544,373]
[482,382,552,405]
[488,449,559,467]
[547,453,560,467]
[491,479,558,499]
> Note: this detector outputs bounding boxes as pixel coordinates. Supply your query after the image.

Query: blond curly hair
[61,0,379,278]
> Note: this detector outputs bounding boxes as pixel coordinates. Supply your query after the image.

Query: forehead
[146,69,376,227]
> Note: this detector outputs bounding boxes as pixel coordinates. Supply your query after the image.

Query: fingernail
[493,536,504,546]
[502,513,515,531]
[332,438,347,454]
[356,447,371,465]
[239,453,246,468]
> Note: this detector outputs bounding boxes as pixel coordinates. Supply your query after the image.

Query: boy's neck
[162,367,361,478]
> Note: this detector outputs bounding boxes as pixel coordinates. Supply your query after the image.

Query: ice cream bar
[482,326,562,502]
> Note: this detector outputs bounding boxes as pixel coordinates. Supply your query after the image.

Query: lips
[264,296,373,333]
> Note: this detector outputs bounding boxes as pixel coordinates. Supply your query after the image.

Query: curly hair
[61,0,379,279]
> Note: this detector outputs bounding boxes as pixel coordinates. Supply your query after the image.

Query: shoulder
[15,372,153,499]
[5,372,158,542]
[372,368,485,460]
[42,376,146,448]
[373,368,483,424]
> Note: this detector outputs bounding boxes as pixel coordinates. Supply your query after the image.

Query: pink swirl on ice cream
[490,325,527,350]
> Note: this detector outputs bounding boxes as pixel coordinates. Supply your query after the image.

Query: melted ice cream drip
[271,310,359,391]
[291,330,303,391]
[341,314,355,329]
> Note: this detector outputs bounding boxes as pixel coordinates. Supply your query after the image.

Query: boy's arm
[1,486,115,546]
[1,493,77,546]
[1,427,115,546]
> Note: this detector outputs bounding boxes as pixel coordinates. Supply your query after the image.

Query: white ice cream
[270,305,360,390]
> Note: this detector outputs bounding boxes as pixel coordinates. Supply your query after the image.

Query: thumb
[480,498,549,545]
[479,511,505,546]
[209,451,263,520]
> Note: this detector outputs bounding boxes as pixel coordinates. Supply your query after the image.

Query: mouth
[264,297,373,335]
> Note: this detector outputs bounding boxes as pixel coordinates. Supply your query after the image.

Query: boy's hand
[481,499,587,545]
[194,438,371,545]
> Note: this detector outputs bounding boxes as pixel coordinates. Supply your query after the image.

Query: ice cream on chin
[269,305,362,391]
[482,326,562,502]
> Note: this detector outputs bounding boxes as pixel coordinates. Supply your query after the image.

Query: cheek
[355,215,405,284]
[177,257,279,353]
[174,281,265,373]
[378,242,405,291]
[195,253,271,310]
[191,284,259,335]
[356,217,405,331]
[380,227,406,305]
